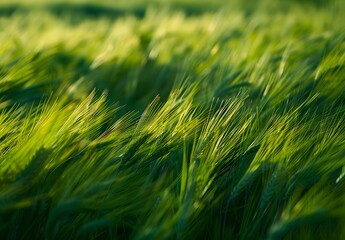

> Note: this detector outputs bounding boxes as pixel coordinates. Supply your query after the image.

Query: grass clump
[0,0,344,239]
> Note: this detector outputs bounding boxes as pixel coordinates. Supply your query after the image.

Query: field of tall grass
[0,0,344,239]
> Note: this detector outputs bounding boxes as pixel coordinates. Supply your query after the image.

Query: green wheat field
[0,0,344,239]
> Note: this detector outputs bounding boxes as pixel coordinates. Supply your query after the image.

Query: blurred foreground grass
[0,0,344,239]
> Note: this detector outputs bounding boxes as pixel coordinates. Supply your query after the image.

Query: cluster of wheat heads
[0,0,344,239]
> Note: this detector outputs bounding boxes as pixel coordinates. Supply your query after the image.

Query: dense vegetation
[0,0,344,239]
